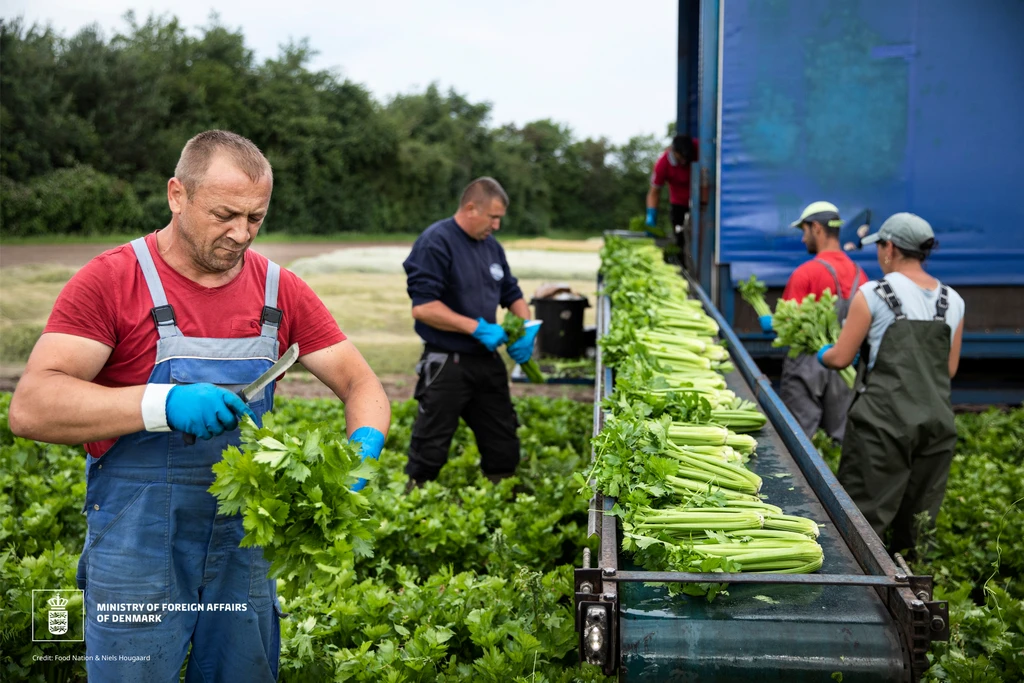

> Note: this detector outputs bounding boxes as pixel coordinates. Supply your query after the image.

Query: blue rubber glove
[471,318,508,352]
[349,426,386,493]
[166,383,256,441]
[645,207,658,227]
[508,320,543,364]
[758,315,774,334]
[816,344,834,368]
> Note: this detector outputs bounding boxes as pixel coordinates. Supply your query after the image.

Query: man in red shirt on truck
[766,201,866,442]
[646,135,698,267]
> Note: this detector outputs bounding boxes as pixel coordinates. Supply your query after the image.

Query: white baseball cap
[791,201,841,229]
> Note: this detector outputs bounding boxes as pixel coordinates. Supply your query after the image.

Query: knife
[183,343,300,445]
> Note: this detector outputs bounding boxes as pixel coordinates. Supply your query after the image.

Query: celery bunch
[772,291,856,389]
[738,274,772,318]
[501,311,545,383]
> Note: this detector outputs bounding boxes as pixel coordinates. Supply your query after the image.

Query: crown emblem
[47,595,69,609]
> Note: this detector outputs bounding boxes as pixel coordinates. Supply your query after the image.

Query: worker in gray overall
[9,130,391,681]
[820,213,965,555]
[765,201,866,441]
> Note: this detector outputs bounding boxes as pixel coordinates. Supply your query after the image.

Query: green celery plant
[501,311,545,383]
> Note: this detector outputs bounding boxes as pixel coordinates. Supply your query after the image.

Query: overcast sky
[4,0,679,145]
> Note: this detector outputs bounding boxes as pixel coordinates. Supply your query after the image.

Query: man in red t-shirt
[9,130,390,681]
[771,201,866,442]
[646,135,698,267]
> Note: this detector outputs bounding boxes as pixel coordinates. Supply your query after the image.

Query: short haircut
[174,130,273,199]
[672,135,694,162]
[459,177,509,209]
[823,225,841,239]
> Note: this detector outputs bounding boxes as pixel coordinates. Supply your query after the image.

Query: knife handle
[182,390,250,446]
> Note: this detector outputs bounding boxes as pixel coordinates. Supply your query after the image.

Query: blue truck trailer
[679,0,1024,404]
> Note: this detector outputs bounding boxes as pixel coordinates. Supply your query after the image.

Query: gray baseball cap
[861,212,935,251]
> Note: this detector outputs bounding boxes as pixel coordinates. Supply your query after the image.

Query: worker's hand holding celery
[772,292,856,389]
[502,312,545,383]
[737,275,774,333]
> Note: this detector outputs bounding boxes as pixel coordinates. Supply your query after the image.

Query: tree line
[0,14,665,238]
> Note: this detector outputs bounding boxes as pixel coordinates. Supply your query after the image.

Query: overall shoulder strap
[261,260,282,340]
[874,279,906,320]
[934,285,950,321]
[814,258,843,299]
[848,267,864,301]
[130,237,180,339]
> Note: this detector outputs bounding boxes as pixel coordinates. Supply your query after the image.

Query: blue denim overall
[77,238,283,682]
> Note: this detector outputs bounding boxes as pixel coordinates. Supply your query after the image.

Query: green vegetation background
[1,14,665,239]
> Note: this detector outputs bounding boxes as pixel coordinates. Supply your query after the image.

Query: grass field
[0,244,599,380]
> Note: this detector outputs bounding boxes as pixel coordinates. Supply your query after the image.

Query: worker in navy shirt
[402,177,540,488]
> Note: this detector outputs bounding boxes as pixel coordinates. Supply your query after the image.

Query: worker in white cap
[819,212,965,555]
[765,201,867,442]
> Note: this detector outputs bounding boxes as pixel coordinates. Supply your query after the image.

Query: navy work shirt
[403,217,524,354]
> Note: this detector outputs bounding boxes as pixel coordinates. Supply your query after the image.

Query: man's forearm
[10,372,147,444]
[343,374,391,437]
[646,187,660,209]
[508,298,530,320]
[411,301,478,335]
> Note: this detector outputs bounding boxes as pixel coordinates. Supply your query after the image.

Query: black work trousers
[405,348,520,482]
[671,203,693,273]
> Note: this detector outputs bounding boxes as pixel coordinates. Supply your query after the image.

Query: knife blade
[182,343,300,445]
[238,343,300,403]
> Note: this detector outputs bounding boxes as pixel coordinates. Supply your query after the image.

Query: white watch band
[141,384,175,432]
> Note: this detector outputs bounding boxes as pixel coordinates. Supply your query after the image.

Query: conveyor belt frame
[575,258,949,681]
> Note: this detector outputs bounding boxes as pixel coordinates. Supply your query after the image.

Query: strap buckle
[150,305,177,328]
[934,285,949,321]
[874,281,906,320]
[261,306,283,327]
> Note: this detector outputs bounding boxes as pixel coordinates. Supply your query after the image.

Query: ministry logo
[32,590,84,642]
[48,594,69,635]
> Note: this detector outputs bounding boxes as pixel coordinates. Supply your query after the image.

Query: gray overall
[839,280,957,555]
[779,258,862,442]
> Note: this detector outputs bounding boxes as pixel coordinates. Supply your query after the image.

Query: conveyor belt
[576,256,949,682]
[617,365,905,681]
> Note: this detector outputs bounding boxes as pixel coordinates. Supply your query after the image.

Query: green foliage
[812,430,842,474]
[501,312,545,383]
[0,16,662,238]
[924,581,1024,683]
[737,275,771,318]
[772,292,856,388]
[817,405,1024,682]
[1,165,144,236]
[209,415,378,595]
[0,324,44,363]
[0,393,609,682]
[914,409,1024,599]
[595,237,822,597]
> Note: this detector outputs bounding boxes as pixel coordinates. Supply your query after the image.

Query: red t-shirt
[782,251,866,302]
[44,232,346,456]
[650,140,699,206]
